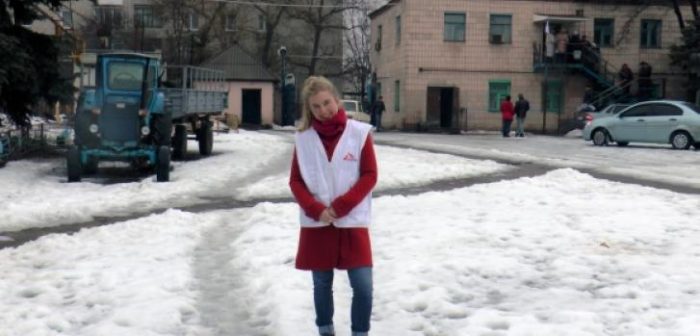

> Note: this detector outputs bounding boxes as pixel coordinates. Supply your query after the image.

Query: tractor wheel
[156,146,170,182]
[82,156,98,175]
[152,114,172,147]
[67,146,82,182]
[198,120,213,156]
[172,124,188,160]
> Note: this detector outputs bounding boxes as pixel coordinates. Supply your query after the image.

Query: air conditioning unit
[491,34,503,44]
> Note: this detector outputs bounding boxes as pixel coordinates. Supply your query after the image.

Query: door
[644,103,683,143]
[241,89,262,125]
[426,87,441,126]
[440,88,454,128]
[613,104,650,142]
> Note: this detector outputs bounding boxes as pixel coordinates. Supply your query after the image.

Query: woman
[289,76,378,336]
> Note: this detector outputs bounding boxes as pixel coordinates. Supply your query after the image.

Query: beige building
[370,0,693,132]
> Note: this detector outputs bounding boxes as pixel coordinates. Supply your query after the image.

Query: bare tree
[153,0,228,65]
[343,0,372,101]
[252,0,290,68]
[671,0,686,29]
[287,0,354,76]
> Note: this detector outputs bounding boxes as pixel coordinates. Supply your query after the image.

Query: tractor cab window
[108,62,145,91]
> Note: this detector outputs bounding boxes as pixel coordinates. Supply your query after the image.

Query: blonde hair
[298,76,340,131]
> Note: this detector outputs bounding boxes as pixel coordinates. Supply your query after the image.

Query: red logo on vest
[343,152,357,161]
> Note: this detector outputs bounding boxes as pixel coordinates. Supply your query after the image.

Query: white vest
[295,120,373,228]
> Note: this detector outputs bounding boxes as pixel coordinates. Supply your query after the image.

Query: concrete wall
[224,82,275,126]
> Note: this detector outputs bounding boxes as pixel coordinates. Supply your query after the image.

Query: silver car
[340,99,371,123]
[582,100,700,149]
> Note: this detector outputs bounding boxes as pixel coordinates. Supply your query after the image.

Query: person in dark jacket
[514,94,530,137]
[370,96,386,131]
[500,95,514,137]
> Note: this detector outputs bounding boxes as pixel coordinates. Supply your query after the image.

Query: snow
[0,131,508,232]
[2,130,700,335]
[375,132,700,190]
[2,166,700,335]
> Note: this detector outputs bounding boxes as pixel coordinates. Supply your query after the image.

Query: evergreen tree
[0,0,75,127]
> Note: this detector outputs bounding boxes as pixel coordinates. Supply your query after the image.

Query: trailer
[69,52,227,182]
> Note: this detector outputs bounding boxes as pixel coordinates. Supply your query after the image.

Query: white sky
[1,131,700,335]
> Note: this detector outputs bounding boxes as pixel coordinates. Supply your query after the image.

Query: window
[97,6,123,29]
[60,8,73,28]
[544,80,562,114]
[594,18,614,48]
[258,15,266,32]
[641,19,662,48]
[490,14,512,44]
[394,80,400,112]
[108,62,144,91]
[444,12,465,42]
[225,14,236,31]
[376,25,383,51]
[187,11,199,31]
[621,105,651,118]
[395,15,401,45]
[648,103,682,116]
[488,80,511,112]
[134,5,161,28]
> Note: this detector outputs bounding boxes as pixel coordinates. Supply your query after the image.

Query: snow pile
[3,169,700,335]
[0,131,508,232]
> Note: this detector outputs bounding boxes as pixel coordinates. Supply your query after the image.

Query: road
[2,131,698,249]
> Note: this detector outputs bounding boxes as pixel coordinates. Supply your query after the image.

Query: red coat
[501,100,514,121]
[289,123,377,270]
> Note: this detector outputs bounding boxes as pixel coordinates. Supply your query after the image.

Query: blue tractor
[69,52,227,182]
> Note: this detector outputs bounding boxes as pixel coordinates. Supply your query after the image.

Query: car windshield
[343,101,357,112]
[681,102,700,114]
[108,62,145,91]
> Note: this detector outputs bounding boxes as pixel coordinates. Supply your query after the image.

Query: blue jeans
[502,119,513,137]
[312,267,373,335]
[516,117,525,136]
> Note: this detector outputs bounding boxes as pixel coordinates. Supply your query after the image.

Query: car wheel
[592,129,609,146]
[670,131,692,150]
[616,141,629,147]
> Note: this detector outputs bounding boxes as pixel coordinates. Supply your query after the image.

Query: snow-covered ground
[374,132,700,190]
[2,130,700,335]
[0,131,508,232]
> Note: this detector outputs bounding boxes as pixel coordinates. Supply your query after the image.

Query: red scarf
[312,108,347,139]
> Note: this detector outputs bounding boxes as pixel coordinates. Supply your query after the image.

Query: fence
[0,124,72,166]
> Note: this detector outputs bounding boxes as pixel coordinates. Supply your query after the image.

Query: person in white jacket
[289,76,378,336]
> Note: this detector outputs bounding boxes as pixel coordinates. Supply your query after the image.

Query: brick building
[370,0,693,132]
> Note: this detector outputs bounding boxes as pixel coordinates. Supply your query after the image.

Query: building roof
[369,0,401,19]
[200,44,276,82]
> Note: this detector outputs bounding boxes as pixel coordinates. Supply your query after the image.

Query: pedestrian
[618,63,634,96]
[555,28,568,63]
[371,96,386,131]
[289,76,378,336]
[638,61,653,101]
[514,94,530,137]
[500,95,514,137]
